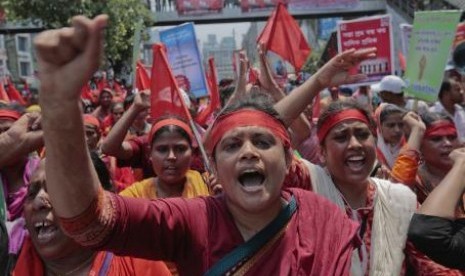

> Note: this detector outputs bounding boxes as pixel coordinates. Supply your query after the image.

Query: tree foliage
[1,0,153,75]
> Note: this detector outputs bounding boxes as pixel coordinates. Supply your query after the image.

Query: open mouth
[238,170,265,188]
[345,155,366,171]
[34,220,59,244]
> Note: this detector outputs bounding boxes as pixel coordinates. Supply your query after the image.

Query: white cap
[370,83,381,94]
[378,75,406,94]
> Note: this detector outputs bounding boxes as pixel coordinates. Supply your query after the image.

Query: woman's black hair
[123,94,135,110]
[219,91,284,124]
[379,104,406,123]
[420,111,453,128]
[150,116,193,147]
[316,100,376,145]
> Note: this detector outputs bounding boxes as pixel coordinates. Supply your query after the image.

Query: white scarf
[303,160,417,276]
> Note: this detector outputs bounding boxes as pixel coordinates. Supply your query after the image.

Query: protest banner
[338,14,393,84]
[289,0,358,11]
[175,0,223,15]
[241,0,289,13]
[160,23,209,98]
[400,23,412,60]
[404,10,461,102]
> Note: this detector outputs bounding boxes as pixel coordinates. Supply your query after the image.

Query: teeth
[347,156,364,161]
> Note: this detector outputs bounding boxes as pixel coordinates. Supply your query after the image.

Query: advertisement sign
[404,10,461,102]
[159,23,208,98]
[338,15,393,84]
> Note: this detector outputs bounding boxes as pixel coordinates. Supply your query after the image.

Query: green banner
[404,10,461,102]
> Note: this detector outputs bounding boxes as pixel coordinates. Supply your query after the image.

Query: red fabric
[257,3,311,71]
[398,51,407,71]
[0,82,9,102]
[91,189,358,275]
[149,118,193,144]
[424,120,457,138]
[150,44,190,122]
[136,61,151,92]
[12,238,44,276]
[12,237,171,276]
[5,78,26,105]
[317,109,370,142]
[206,109,291,154]
[196,57,221,126]
[83,114,101,129]
[0,109,21,121]
[248,67,260,85]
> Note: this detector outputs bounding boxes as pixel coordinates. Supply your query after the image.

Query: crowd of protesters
[1,12,465,276]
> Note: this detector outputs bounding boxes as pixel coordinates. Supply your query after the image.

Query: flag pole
[159,47,212,174]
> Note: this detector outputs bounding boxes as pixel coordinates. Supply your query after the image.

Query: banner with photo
[159,23,209,98]
[404,10,461,102]
[337,14,393,84]
[175,0,224,16]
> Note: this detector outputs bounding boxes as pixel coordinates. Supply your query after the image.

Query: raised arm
[408,148,465,269]
[35,15,108,218]
[274,48,376,127]
[0,113,43,167]
[101,90,149,159]
[223,51,248,108]
[390,112,425,186]
[256,43,310,146]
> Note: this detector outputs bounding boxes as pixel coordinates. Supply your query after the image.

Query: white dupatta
[303,159,416,276]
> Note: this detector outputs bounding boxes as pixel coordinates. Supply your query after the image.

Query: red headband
[317,109,371,142]
[424,120,457,138]
[83,114,101,129]
[0,110,21,121]
[205,109,290,154]
[149,118,193,144]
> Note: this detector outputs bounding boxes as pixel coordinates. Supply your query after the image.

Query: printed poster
[338,14,394,84]
[404,10,461,102]
[160,23,209,98]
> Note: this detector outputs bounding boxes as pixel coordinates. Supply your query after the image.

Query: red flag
[196,57,221,126]
[398,51,406,71]
[136,61,151,91]
[5,78,26,105]
[0,82,9,103]
[257,3,311,71]
[150,43,191,121]
[248,67,260,86]
[81,83,94,101]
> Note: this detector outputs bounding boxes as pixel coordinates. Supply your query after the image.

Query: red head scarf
[0,109,21,121]
[148,118,193,145]
[317,109,371,142]
[205,109,290,155]
[424,120,457,138]
[83,114,101,129]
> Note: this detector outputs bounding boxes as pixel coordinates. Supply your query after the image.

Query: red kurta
[64,188,359,275]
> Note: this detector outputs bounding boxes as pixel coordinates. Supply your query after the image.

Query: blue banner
[160,23,208,98]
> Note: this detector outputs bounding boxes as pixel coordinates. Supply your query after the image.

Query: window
[19,61,31,77]
[17,36,28,52]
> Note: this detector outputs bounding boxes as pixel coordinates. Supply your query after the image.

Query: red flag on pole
[5,78,26,105]
[0,82,9,103]
[196,57,221,125]
[150,43,190,121]
[135,61,151,91]
[257,3,311,71]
